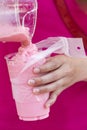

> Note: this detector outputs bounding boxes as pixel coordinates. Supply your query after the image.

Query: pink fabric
[0,0,87,130]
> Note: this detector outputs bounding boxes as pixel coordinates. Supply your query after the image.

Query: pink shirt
[0,0,87,130]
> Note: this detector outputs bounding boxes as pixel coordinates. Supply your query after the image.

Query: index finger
[33,55,64,73]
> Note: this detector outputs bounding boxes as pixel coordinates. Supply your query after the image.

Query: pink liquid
[4,26,50,121]
[0,25,30,45]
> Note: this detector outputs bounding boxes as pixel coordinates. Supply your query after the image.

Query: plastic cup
[5,53,50,121]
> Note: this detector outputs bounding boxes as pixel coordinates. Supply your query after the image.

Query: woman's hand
[28,55,87,108]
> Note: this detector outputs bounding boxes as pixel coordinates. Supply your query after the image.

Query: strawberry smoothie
[0,25,30,45]
[4,26,50,121]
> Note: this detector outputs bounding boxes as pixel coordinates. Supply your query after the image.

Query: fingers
[32,77,72,108]
[33,55,65,73]
[28,55,74,107]
[32,81,59,94]
[32,77,67,94]
[45,88,64,108]
[28,64,69,86]
[45,80,70,108]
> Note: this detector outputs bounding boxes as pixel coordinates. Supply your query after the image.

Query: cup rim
[4,52,17,60]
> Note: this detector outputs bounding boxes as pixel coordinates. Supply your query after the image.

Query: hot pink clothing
[0,0,87,130]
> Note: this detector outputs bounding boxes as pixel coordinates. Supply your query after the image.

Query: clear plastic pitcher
[0,0,37,43]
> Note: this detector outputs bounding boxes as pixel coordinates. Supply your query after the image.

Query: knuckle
[51,83,59,91]
[50,83,58,91]
[53,71,59,78]
[35,77,44,84]
[45,87,51,92]
[50,62,57,70]
[49,73,58,81]
[56,80,65,88]
[41,66,48,72]
[40,86,50,93]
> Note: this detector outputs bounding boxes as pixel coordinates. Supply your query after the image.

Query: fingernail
[33,67,40,73]
[33,88,40,94]
[28,79,35,85]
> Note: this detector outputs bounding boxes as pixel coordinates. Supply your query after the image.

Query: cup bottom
[19,113,49,121]
[15,101,50,121]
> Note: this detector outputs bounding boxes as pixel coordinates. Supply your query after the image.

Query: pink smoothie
[4,29,50,121]
[0,25,30,45]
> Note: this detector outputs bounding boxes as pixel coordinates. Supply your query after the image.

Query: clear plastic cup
[5,52,50,121]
